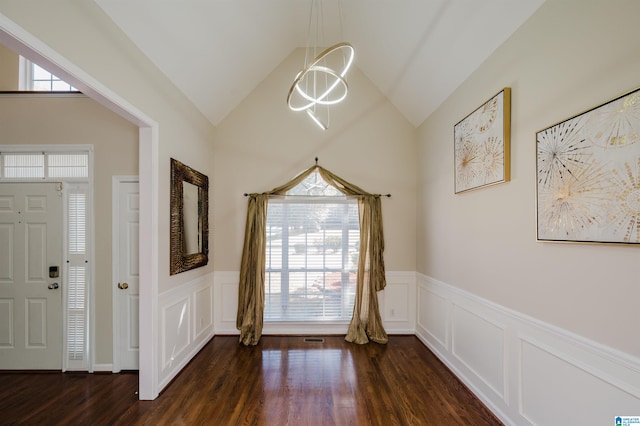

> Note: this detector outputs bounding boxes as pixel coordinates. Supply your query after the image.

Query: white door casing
[113,177,139,371]
[0,183,63,369]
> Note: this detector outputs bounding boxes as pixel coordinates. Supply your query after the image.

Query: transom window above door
[0,152,88,180]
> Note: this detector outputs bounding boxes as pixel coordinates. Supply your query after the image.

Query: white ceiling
[94,0,544,128]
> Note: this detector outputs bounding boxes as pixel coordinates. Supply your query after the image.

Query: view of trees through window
[265,170,359,321]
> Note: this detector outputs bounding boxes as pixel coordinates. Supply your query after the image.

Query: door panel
[0,223,13,281]
[27,223,47,282]
[0,299,14,346]
[0,183,62,369]
[26,298,47,347]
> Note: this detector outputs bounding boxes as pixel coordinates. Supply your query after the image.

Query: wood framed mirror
[170,158,209,275]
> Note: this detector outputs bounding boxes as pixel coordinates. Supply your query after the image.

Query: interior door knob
[48,283,59,290]
[118,282,129,290]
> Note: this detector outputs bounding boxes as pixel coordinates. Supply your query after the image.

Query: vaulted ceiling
[95,0,544,127]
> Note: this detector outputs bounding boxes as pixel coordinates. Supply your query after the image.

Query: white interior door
[0,183,63,369]
[114,178,139,370]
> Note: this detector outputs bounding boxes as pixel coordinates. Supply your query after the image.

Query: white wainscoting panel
[519,337,640,425]
[415,274,640,425]
[214,271,239,334]
[194,285,213,341]
[158,273,214,391]
[214,271,415,336]
[161,296,190,369]
[379,271,416,334]
[451,305,506,402]
[417,285,448,349]
[221,284,238,324]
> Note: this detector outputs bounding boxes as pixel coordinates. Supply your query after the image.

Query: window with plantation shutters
[264,170,359,321]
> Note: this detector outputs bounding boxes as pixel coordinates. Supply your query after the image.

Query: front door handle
[118,282,129,290]
[48,283,59,290]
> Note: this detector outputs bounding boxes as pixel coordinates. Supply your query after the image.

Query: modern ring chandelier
[287,0,354,130]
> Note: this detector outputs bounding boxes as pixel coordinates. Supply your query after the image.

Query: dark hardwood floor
[0,335,501,425]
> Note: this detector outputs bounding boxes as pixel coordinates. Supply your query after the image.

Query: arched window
[265,169,358,321]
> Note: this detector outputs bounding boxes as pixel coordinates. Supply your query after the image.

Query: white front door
[114,178,139,370]
[0,183,63,369]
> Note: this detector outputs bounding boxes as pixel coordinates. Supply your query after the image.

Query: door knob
[118,282,129,290]
[48,283,59,290]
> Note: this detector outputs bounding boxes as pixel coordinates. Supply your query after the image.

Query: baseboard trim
[92,363,114,372]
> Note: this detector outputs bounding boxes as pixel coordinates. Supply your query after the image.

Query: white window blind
[1,153,89,180]
[66,188,88,369]
[3,154,44,178]
[68,193,86,254]
[67,266,86,361]
[264,170,359,322]
[48,154,88,178]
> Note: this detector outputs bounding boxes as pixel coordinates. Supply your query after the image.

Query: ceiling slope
[95,0,544,127]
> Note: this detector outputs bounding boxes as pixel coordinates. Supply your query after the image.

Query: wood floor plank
[0,336,502,425]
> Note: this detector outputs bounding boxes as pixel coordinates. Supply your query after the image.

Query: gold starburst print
[536,87,640,244]
[537,115,591,190]
[454,89,510,193]
[538,159,615,240]
[455,119,480,190]
[477,136,504,183]
[607,156,640,242]
[455,140,481,191]
[475,96,498,133]
[585,92,640,148]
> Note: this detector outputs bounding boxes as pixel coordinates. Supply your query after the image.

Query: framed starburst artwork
[454,88,511,193]
[536,87,640,244]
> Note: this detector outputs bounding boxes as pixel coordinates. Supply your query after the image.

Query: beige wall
[0,43,17,89]
[214,48,417,272]
[0,93,139,364]
[417,0,640,357]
